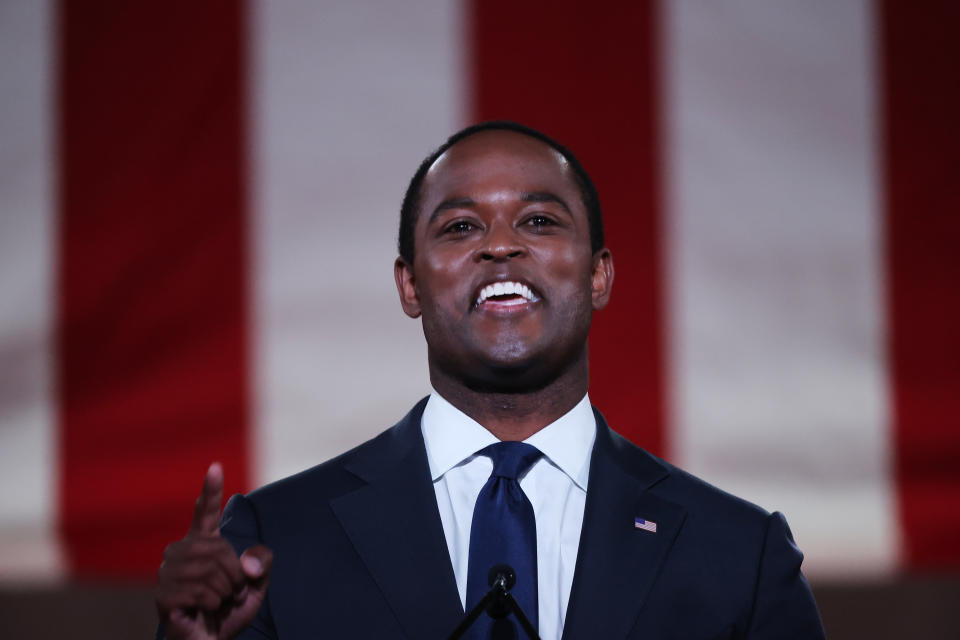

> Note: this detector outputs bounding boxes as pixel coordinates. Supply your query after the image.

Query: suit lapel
[329,401,464,639]
[562,411,687,640]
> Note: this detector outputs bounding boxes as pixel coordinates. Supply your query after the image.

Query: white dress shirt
[421,391,596,640]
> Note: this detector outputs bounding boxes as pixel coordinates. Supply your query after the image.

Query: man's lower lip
[474,300,539,314]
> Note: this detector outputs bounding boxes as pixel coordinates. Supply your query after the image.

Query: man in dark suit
[155,122,825,639]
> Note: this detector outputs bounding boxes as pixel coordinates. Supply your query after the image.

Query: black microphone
[446,564,540,640]
[488,564,516,590]
[486,564,516,620]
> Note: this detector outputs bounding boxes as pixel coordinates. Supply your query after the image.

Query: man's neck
[429,366,589,442]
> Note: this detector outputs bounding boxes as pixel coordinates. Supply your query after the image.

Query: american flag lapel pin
[634,517,657,533]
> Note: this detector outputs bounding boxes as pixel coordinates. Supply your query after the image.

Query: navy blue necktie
[466,441,543,639]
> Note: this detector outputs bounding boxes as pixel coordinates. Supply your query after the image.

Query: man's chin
[428,337,582,394]
[461,356,558,395]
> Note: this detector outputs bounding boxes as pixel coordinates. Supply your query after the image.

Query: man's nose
[478,222,525,261]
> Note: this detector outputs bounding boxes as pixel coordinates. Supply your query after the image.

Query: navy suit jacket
[214,398,824,639]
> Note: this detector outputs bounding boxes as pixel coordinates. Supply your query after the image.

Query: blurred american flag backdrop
[0,0,958,635]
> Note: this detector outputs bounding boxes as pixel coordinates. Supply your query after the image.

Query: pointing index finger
[191,462,224,535]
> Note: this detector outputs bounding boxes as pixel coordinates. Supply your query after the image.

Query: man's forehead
[425,129,572,182]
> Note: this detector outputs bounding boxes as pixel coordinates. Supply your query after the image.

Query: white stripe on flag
[662,0,898,577]
[0,0,63,582]
[250,0,463,484]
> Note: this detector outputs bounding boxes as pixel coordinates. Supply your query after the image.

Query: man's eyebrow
[427,191,572,224]
[428,197,476,224]
[521,191,571,213]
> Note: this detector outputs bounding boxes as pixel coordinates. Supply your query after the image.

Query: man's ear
[591,248,614,310]
[394,257,422,318]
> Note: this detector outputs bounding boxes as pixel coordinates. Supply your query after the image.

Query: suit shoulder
[245,439,368,505]
[245,399,428,509]
[659,457,770,525]
[607,427,771,527]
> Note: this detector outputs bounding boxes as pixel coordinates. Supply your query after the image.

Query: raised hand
[156,463,273,640]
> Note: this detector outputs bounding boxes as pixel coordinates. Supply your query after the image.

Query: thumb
[218,545,274,640]
[240,545,273,582]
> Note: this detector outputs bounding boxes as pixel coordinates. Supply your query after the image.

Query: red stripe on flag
[57,1,250,578]
[880,0,960,569]
[469,1,666,455]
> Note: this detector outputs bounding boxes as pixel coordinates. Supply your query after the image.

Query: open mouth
[474,280,540,309]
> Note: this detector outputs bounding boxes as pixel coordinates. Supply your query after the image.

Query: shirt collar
[421,390,596,491]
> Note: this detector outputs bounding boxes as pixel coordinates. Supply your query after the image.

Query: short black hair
[397,121,604,264]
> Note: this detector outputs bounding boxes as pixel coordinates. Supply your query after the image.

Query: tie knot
[480,441,543,480]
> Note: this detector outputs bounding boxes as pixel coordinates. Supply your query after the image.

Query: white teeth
[475,281,537,306]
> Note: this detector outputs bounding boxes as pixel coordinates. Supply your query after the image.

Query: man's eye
[525,215,556,228]
[445,220,475,234]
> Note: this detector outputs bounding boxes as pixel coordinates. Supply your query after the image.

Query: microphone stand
[447,568,540,640]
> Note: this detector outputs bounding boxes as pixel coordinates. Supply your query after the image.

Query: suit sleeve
[745,511,825,639]
[220,493,277,640]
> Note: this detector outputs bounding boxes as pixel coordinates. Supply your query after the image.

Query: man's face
[395,130,613,391]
